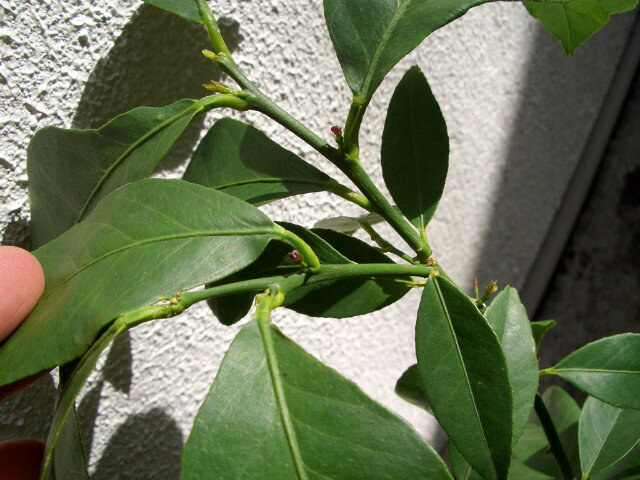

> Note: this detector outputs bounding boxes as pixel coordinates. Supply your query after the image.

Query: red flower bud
[288,250,303,264]
[331,125,342,136]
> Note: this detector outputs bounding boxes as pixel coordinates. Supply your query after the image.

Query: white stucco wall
[0,0,636,477]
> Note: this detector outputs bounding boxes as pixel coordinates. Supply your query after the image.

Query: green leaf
[283,225,411,318]
[395,364,431,412]
[510,386,581,479]
[183,118,335,206]
[579,396,640,476]
[28,99,205,248]
[449,441,482,480]
[381,67,448,232]
[45,408,90,480]
[485,287,539,446]
[530,320,556,351]
[324,0,566,99]
[546,334,640,410]
[181,319,453,480]
[142,0,203,23]
[41,321,126,479]
[416,274,513,480]
[524,0,639,55]
[313,211,387,235]
[592,445,640,480]
[0,179,282,387]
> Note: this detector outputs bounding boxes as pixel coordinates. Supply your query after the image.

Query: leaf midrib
[75,101,202,222]
[432,277,497,479]
[40,228,277,303]
[214,177,334,190]
[359,0,410,97]
[585,408,623,474]
[557,368,639,375]
[257,320,309,480]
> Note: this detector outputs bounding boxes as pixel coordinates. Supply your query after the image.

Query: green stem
[200,93,250,112]
[198,11,430,261]
[276,226,321,271]
[358,220,416,264]
[534,393,576,480]
[346,162,431,260]
[255,293,309,480]
[196,0,231,56]
[343,95,369,157]
[328,181,374,211]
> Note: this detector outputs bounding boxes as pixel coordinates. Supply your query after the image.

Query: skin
[0,246,46,480]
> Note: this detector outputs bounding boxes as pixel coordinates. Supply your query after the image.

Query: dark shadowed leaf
[283,225,411,318]
[44,408,90,480]
[509,386,581,479]
[382,67,448,232]
[416,274,513,480]
[524,0,639,55]
[485,287,539,445]
[181,319,453,480]
[0,179,282,387]
[547,334,640,409]
[395,364,431,412]
[579,396,640,476]
[324,0,567,98]
[531,320,556,351]
[28,99,205,247]
[183,118,334,206]
[592,445,640,480]
[142,0,203,23]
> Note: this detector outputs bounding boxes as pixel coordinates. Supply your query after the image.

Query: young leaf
[485,287,539,446]
[416,274,513,480]
[44,407,90,480]
[545,334,640,409]
[0,179,283,388]
[579,396,640,476]
[324,0,567,99]
[395,364,431,411]
[183,118,335,206]
[382,67,448,232]
[524,0,639,55]
[530,319,556,351]
[283,225,411,318]
[181,319,453,480]
[28,99,206,247]
[510,386,581,480]
[142,0,203,23]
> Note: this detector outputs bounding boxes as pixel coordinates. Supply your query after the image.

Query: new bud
[288,250,303,264]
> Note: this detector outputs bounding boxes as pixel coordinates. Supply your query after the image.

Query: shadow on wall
[470,16,634,295]
[72,4,243,172]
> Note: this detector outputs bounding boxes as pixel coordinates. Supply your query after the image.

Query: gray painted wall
[0,0,636,476]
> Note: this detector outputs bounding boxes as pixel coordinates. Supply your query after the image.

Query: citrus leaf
[382,66,448,232]
[324,0,566,99]
[28,99,205,247]
[579,396,640,476]
[547,334,640,410]
[181,319,453,480]
[0,179,281,387]
[524,0,639,55]
[395,364,431,412]
[183,118,335,206]
[142,0,203,23]
[416,274,513,480]
[485,287,539,446]
[530,320,556,351]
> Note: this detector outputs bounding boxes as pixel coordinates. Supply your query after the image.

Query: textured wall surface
[0,0,636,477]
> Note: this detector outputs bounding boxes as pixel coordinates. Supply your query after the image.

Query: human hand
[0,246,46,480]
